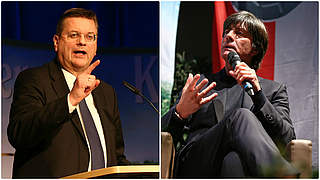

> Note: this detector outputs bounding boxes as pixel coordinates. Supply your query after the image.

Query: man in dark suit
[162,11,298,177]
[8,8,129,178]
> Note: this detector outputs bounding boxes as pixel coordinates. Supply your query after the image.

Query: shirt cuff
[250,90,266,112]
[67,93,77,113]
[171,106,187,125]
[174,109,185,121]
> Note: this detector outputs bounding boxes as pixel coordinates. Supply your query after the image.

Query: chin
[72,60,90,69]
[221,51,229,60]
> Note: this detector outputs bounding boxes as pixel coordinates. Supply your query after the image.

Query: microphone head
[227,51,240,69]
[123,81,140,95]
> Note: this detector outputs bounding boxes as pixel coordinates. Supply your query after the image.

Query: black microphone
[227,51,255,96]
[122,81,159,114]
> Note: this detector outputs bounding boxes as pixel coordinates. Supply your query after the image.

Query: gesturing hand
[228,62,261,92]
[176,74,218,119]
[69,60,101,106]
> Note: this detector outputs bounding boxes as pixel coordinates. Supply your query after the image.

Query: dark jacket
[8,59,129,178]
[162,68,295,152]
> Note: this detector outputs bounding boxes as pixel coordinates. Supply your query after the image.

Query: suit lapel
[92,85,114,165]
[209,70,228,123]
[213,89,226,122]
[48,60,69,98]
[242,91,254,109]
[204,70,264,123]
[92,86,108,135]
[208,69,244,122]
[48,59,86,143]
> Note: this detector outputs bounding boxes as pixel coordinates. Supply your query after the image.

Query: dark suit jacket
[8,59,129,178]
[162,68,295,153]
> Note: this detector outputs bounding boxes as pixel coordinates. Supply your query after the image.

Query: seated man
[8,8,129,178]
[162,11,298,178]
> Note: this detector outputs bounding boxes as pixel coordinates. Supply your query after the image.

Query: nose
[77,34,86,46]
[225,30,235,42]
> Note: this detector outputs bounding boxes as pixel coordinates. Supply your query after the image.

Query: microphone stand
[122,81,159,114]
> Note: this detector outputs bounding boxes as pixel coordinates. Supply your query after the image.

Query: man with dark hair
[162,11,298,177]
[8,8,129,178]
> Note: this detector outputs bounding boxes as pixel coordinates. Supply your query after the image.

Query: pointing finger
[85,60,100,74]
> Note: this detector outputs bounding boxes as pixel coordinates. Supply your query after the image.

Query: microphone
[227,51,255,96]
[122,81,159,114]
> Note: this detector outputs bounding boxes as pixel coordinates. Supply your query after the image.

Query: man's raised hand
[176,74,218,119]
[69,60,101,106]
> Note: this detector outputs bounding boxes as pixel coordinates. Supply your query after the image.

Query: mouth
[223,45,236,52]
[73,50,87,56]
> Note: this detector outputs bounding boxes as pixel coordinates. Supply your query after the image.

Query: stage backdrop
[161,1,318,171]
[2,2,159,178]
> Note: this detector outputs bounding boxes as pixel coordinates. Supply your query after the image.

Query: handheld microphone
[227,51,255,96]
[122,81,159,114]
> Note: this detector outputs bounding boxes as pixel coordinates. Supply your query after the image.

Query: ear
[53,35,59,52]
[94,42,97,57]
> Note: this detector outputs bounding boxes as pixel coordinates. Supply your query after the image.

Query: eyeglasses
[63,31,97,42]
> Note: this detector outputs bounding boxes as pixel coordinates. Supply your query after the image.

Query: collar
[219,68,237,86]
[61,68,76,91]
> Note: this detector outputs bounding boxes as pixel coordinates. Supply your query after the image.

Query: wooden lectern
[62,165,159,178]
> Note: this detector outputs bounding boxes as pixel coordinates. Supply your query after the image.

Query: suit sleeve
[252,84,296,147]
[7,69,70,150]
[162,104,188,146]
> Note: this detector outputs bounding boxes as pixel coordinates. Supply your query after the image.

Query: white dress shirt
[62,68,107,171]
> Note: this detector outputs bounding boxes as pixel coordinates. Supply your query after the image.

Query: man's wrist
[67,93,77,113]
[251,90,266,111]
[174,110,185,120]
[175,104,189,119]
[69,90,81,106]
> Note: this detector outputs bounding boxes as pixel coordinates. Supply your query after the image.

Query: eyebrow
[68,30,96,34]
